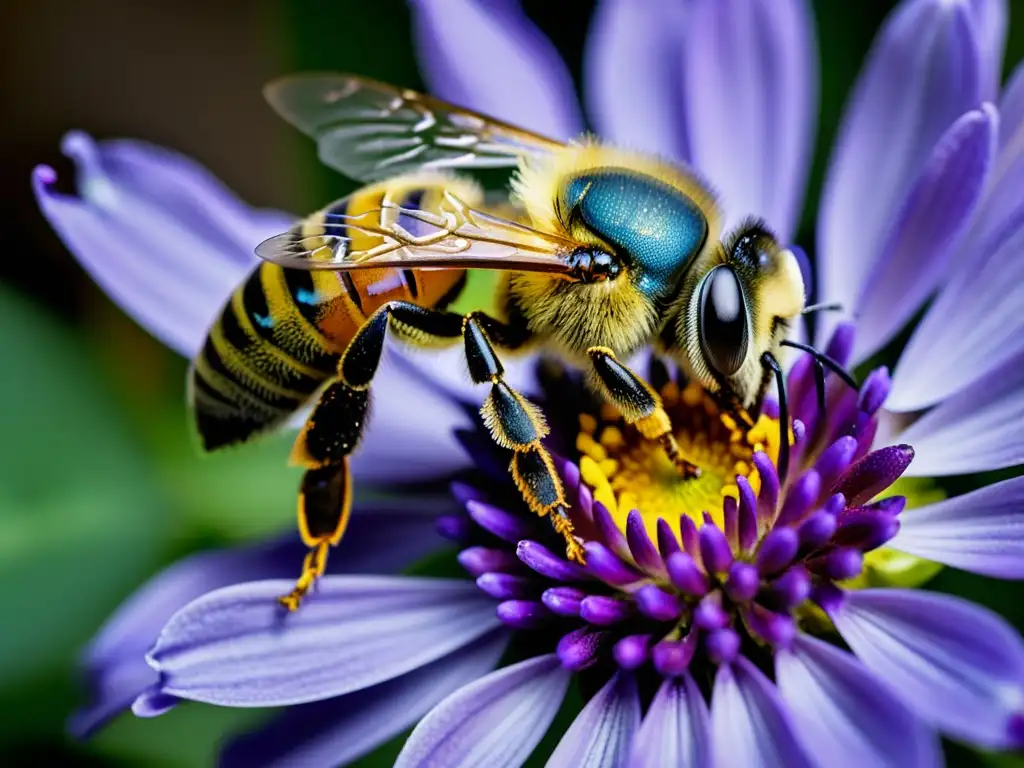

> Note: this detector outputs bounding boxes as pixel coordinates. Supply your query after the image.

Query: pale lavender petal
[999,60,1024,148]
[352,345,476,482]
[223,631,510,768]
[69,501,446,737]
[887,125,1024,411]
[710,657,813,768]
[146,577,500,707]
[817,0,981,336]
[967,0,1008,101]
[33,133,290,356]
[889,476,1024,578]
[892,350,1024,474]
[584,0,688,161]
[548,672,641,768]
[683,0,817,241]
[631,675,712,768]
[409,0,583,140]
[396,653,569,768]
[832,588,1024,749]
[851,105,997,363]
[776,633,940,768]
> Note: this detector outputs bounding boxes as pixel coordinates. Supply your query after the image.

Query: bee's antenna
[781,340,857,390]
[761,352,790,484]
[801,302,844,316]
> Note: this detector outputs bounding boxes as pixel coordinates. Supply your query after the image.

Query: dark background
[0,1,1021,765]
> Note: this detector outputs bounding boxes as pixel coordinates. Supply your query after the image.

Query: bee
[192,73,848,611]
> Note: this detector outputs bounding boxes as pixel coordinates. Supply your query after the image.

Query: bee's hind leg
[586,347,701,479]
[281,301,466,610]
[463,312,584,564]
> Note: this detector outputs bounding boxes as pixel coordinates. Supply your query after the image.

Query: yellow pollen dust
[577,380,781,544]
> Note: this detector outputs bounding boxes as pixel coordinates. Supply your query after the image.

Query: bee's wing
[256,190,577,275]
[264,73,564,182]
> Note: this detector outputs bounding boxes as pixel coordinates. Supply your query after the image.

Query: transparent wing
[264,73,563,181]
[256,190,577,274]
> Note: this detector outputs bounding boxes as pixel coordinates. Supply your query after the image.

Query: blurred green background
[1,0,1022,765]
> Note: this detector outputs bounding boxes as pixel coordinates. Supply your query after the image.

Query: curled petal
[851,105,997,363]
[817,0,982,338]
[832,588,1024,749]
[395,653,569,768]
[631,674,711,768]
[683,0,817,240]
[584,0,688,161]
[409,0,583,140]
[887,128,1024,411]
[889,476,1024,578]
[710,656,813,768]
[33,134,288,356]
[146,577,500,707]
[222,630,509,768]
[548,672,641,768]
[776,633,940,768]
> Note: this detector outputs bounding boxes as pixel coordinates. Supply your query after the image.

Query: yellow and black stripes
[189,176,471,453]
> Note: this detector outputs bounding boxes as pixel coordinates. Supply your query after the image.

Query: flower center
[575,378,782,542]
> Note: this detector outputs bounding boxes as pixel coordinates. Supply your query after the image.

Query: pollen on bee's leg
[552,506,585,564]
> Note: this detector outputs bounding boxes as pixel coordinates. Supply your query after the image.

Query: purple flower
[35,0,1024,765]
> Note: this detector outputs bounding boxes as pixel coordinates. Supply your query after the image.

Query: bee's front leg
[586,347,701,479]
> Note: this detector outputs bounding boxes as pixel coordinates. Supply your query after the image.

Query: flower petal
[966,0,1008,101]
[891,347,1024,476]
[222,630,510,768]
[33,133,290,357]
[352,345,476,482]
[683,0,817,241]
[889,476,1024,578]
[887,122,1024,410]
[584,0,688,161]
[69,502,447,737]
[395,653,569,768]
[831,588,1024,749]
[631,674,712,768]
[547,672,641,768]
[776,633,940,768]
[146,576,500,707]
[409,0,583,140]
[710,656,813,768]
[999,60,1024,149]
[850,105,997,362]
[817,0,982,336]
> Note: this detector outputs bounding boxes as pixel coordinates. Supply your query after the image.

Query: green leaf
[0,287,167,685]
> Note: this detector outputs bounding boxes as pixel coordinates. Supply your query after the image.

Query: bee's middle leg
[586,347,701,479]
[463,312,584,564]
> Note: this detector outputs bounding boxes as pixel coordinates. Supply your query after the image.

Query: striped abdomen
[190,175,476,451]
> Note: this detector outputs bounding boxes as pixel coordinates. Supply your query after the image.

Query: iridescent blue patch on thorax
[565,169,708,299]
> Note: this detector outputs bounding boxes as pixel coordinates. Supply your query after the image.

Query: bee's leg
[586,346,701,479]
[280,302,464,610]
[463,312,584,564]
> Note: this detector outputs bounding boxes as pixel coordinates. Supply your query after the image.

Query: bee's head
[677,221,805,409]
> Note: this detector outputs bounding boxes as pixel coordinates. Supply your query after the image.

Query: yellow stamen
[577,380,781,543]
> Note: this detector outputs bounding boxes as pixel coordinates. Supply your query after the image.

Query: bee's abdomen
[190,262,347,451]
[190,176,472,452]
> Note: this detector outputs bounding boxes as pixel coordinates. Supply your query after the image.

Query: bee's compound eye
[699,266,749,376]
